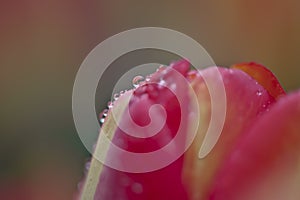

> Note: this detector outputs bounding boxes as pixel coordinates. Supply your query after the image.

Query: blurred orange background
[1,1,300,199]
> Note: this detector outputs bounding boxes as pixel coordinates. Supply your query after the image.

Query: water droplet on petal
[103,109,108,117]
[145,75,151,82]
[107,101,113,109]
[132,75,145,88]
[159,65,166,70]
[99,109,108,120]
[159,79,166,86]
[100,118,105,124]
[256,90,263,96]
[114,93,120,100]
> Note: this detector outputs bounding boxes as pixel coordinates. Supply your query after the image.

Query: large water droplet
[132,75,145,88]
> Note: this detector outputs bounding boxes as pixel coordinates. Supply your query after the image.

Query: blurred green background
[1,1,300,199]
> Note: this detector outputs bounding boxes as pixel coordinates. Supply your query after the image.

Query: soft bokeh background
[1,1,300,199]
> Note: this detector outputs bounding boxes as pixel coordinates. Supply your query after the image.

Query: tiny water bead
[132,75,145,88]
[103,109,108,117]
[145,75,151,82]
[99,109,109,125]
[158,78,166,86]
[114,93,120,100]
[99,109,108,118]
[100,90,128,127]
[99,118,105,124]
[119,90,125,96]
[256,90,263,96]
[107,101,113,109]
[262,100,272,109]
[157,65,166,72]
